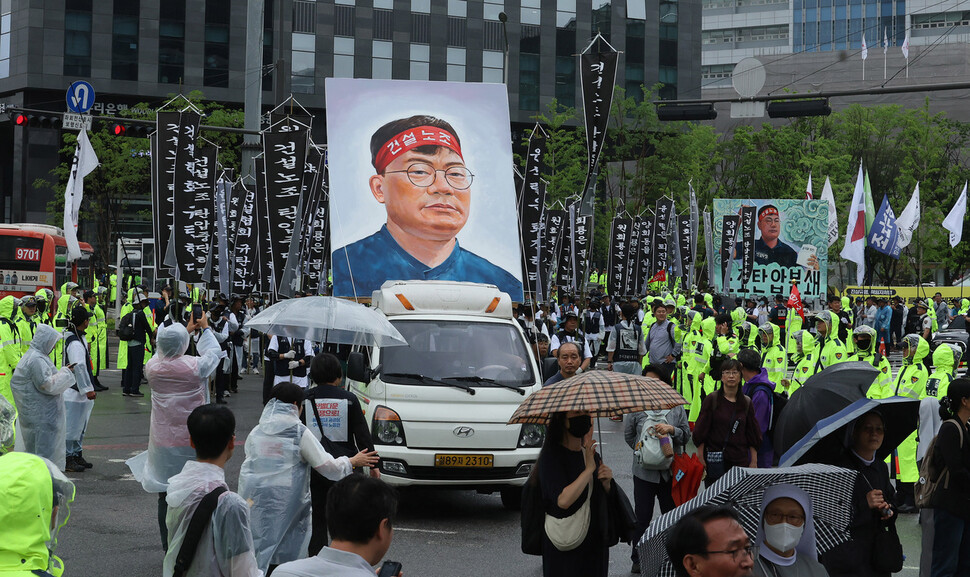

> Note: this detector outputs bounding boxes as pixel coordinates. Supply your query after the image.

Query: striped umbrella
[638,464,859,577]
[507,370,686,425]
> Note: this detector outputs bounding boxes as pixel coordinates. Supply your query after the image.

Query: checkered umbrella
[507,370,686,425]
[638,464,859,577]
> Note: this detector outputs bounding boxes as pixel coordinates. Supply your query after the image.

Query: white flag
[896,182,921,249]
[806,172,813,200]
[901,32,910,59]
[820,176,838,247]
[63,128,99,262]
[861,33,868,60]
[840,162,867,284]
[883,28,888,54]
[942,182,968,248]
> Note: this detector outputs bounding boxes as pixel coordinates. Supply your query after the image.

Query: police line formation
[1,275,970,577]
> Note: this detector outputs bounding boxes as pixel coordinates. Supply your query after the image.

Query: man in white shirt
[273,475,401,577]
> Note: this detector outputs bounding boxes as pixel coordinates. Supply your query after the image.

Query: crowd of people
[0,279,401,577]
[523,281,970,577]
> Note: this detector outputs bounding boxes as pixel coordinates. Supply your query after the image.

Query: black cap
[564,310,579,319]
[82,290,95,300]
[70,306,92,326]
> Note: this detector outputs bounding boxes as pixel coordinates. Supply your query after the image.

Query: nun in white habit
[753,484,830,577]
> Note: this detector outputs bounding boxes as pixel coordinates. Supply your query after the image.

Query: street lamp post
[499,12,510,85]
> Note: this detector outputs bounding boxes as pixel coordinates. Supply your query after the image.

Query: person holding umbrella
[753,484,830,576]
[820,411,897,577]
[537,410,614,577]
[692,358,761,484]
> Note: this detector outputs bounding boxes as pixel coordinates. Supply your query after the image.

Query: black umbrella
[778,396,921,466]
[774,362,879,458]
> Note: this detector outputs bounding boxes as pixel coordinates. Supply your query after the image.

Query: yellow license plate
[434,454,494,468]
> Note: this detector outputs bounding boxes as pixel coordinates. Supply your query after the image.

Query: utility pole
[241,0,265,179]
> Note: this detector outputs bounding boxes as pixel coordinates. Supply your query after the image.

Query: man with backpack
[738,349,778,468]
[121,292,154,397]
[908,300,933,342]
[582,298,606,368]
[645,300,681,376]
[163,404,261,577]
[606,303,646,376]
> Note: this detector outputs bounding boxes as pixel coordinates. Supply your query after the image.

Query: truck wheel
[501,486,523,510]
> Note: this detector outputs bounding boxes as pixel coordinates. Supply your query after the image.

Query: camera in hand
[192,304,203,320]
[377,561,402,577]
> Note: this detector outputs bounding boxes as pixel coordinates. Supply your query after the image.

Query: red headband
[759,207,779,221]
[374,125,463,173]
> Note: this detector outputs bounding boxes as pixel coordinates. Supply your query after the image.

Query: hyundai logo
[453,426,475,438]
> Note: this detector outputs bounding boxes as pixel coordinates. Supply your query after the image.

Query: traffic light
[656,103,718,121]
[109,123,152,138]
[14,113,27,126]
[767,98,831,118]
[10,113,60,128]
[112,123,126,136]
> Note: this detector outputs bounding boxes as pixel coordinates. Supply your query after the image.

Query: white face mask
[764,522,803,554]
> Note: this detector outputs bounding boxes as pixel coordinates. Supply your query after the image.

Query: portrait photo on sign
[325,78,524,301]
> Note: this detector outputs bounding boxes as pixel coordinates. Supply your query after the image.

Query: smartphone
[55,318,68,329]
[377,561,402,577]
[192,304,203,320]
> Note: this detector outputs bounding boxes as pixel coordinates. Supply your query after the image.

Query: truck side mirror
[542,357,559,382]
[347,352,371,383]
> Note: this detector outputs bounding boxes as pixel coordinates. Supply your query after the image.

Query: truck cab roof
[373,280,513,318]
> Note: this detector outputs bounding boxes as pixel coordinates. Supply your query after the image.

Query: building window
[410,43,429,80]
[412,13,430,43]
[112,0,139,81]
[293,0,316,33]
[484,20,504,50]
[373,39,392,79]
[0,0,10,79]
[447,47,465,81]
[484,0,503,21]
[625,19,644,101]
[556,26,576,107]
[65,0,93,77]
[412,0,431,13]
[204,0,230,87]
[592,0,611,40]
[519,53,540,109]
[448,0,467,17]
[483,49,504,83]
[333,36,354,78]
[374,9,393,39]
[522,0,540,25]
[701,63,734,79]
[335,5,355,37]
[159,0,186,84]
[374,0,393,8]
[448,17,466,46]
[291,32,315,93]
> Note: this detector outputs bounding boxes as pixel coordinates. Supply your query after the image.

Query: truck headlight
[373,406,406,445]
[518,423,545,448]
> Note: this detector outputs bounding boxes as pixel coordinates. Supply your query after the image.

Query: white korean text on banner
[637,215,654,293]
[609,217,633,295]
[542,209,565,291]
[574,214,593,290]
[519,126,547,297]
[625,218,642,295]
[557,206,575,291]
[326,79,523,300]
[676,213,693,283]
[231,180,258,295]
[153,111,181,273]
[714,199,828,304]
[254,158,273,295]
[177,143,215,284]
[578,41,618,216]
[263,129,309,298]
[169,112,202,278]
[739,205,756,286]
[652,198,674,279]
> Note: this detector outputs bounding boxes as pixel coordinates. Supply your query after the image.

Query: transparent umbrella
[245,296,408,347]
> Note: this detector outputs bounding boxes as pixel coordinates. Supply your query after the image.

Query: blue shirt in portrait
[332,225,524,300]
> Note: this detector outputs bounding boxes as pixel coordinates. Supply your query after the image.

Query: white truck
[345,280,544,509]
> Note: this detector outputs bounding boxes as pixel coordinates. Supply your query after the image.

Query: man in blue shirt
[875,297,893,354]
[332,115,523,300]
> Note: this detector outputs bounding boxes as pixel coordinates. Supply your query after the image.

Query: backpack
[644,322,675,354]
[915,419,965,509]
[116,311,135,341]
[634,410,674,470]
[750,383,788,433]
[583,311,601,335]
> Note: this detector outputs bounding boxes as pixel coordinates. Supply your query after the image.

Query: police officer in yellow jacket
[848,325,893,399]
[813,310,848,371]
[0,296,22,410]
[15,296,38,354]
[893,333,930,513]
[82,290,108,391]
[758,323,787,393]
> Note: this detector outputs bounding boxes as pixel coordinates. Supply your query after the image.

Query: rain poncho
[893,333,930,484]
[238,400,352,572]
[0,452,75,577]
[126,324,222,493]
[163,461,262,577]
[789,331,817,395]
[813,311,847,370]
[758,323,787,394]
[753,484,828,577]
[9,325,75,471]
[926,343,961,399]
[16,307,37,354]
[847,325,892,400]
[686,317,716,423]
[0,296,21,408]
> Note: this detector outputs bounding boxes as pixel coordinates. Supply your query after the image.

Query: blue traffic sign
[66,81,96,114]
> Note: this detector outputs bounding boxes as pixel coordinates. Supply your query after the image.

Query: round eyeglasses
[385,162,474,190]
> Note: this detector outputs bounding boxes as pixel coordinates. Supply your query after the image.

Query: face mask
[763,522,803,553]
[567,415,592,438]
[38,303,47,313]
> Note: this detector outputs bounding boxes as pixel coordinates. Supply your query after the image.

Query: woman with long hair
[929,378,970,577]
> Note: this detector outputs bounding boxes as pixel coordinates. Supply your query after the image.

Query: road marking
[395,527,458,535]
[108,458,128,463]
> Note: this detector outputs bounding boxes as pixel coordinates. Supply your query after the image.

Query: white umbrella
[246,296,408,347]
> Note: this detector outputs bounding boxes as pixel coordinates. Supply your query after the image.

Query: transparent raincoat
[238,400,351,572]
[9,325,76,470]
[127,324,222,493]
[163,461,262,577]
[0,452,76,577]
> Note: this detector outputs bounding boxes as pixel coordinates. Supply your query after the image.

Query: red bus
[0,224,94,299]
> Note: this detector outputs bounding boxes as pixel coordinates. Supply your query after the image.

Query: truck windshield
[382,320,536,387]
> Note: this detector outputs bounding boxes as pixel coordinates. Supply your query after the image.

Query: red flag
[787,283,805,321]
[649,269,667,283]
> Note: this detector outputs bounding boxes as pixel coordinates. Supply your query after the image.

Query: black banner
[653,198,674,280]
[609,217,632,295]
[153,111,181,272]
[254,157,273,295]
[300,148,329,294]
[518,127,547,298]
[637,215,653,293]
[213,179,230,295]
[280,144,322,297]
[176,143,215,284]
[541,209,566,291]
[721,214,741,290]
[739,205,756,287]
[625,217,642,296]
[231,180,258,295]
[168,111,202,276]
[578,44,618,216]
[676,213,693,284]
[574,213,593,290]
[262,130,309,298]
[557,212,574,291]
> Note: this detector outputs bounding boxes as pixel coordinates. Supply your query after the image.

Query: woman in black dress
[538,410,614,577]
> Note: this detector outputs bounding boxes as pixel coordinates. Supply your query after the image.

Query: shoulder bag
[544,450,593,551]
